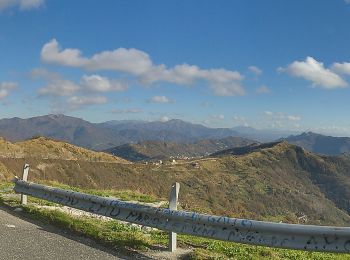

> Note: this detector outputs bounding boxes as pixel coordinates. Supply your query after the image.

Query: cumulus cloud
[31,69,115,111]
[256,85,271,94]
[248,66,262,76]
[110,108,143,114]
[0,0,44,11]
[67,96,107,109]
[32,68,80,97]
[32,68,127,96]
[38,80,79,97]
[80,74,128,92]
[0,82,17,99]
[148,95,173,103]
[279,56,347,89]
[41,39,245,96]
[331,62,350,75]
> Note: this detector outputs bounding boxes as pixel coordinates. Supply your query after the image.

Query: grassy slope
[0,136,128,163]
[1,141,350,226]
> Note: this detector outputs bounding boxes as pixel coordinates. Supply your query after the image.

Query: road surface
[0,206,129,260]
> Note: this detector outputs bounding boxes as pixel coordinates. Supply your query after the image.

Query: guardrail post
[20,164,30,205]
[168,182,180,252]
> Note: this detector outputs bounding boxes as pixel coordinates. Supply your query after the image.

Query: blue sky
[1,0,350,135]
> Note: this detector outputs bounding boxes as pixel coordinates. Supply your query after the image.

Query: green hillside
[1,139,350,226]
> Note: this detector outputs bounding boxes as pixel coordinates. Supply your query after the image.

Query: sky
[1,0,350,135]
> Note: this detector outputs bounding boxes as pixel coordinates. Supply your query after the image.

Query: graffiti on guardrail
[13,178,350,253]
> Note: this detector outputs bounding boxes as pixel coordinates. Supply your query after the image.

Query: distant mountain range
[231,126,300,142]
[283,132,350,155]
[2,114,349,156]
[0,114,245,150]
[105,136,257,161]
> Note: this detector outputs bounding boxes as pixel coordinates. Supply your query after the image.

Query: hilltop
[105,136,257,161]
[0,136,128,163]
[1,138,350,226]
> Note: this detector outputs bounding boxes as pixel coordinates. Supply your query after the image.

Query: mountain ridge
[283,132,350,155]
[0,115,242,150]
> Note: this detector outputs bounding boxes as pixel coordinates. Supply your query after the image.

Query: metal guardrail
[12,178,350,253]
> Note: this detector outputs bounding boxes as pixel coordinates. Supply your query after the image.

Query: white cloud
[0,82,17,99]
[256,85,270,94]
[67,96,107,109]
[331,62,350,75]
[233,115,249,127]
[211,114,225,120]
[287,115,301,121]
[202,114,229,128]
[209,82,245,96]
[345,0,350,4]
[264,111,301,121]
[41,39,88,67]
[248,66,262,76]
[311,125,350,137]
[148,95,173,103]
[233,115,245,121]
[80,74,128,92]
[279,56,347,89]
[0,0,44,11]
[111,108,142,114]
[19,0,43,10]
[41,39,245,96]
[262,115,301,129]
[32,69,80,96]
[160,116,169,122]
[38,80,79,97]
[33,69,127,96]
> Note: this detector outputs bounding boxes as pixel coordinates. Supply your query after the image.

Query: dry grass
[1,140,350,226]
[0,136,128,163]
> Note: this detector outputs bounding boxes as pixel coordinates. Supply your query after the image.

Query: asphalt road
[0,206,127,260]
